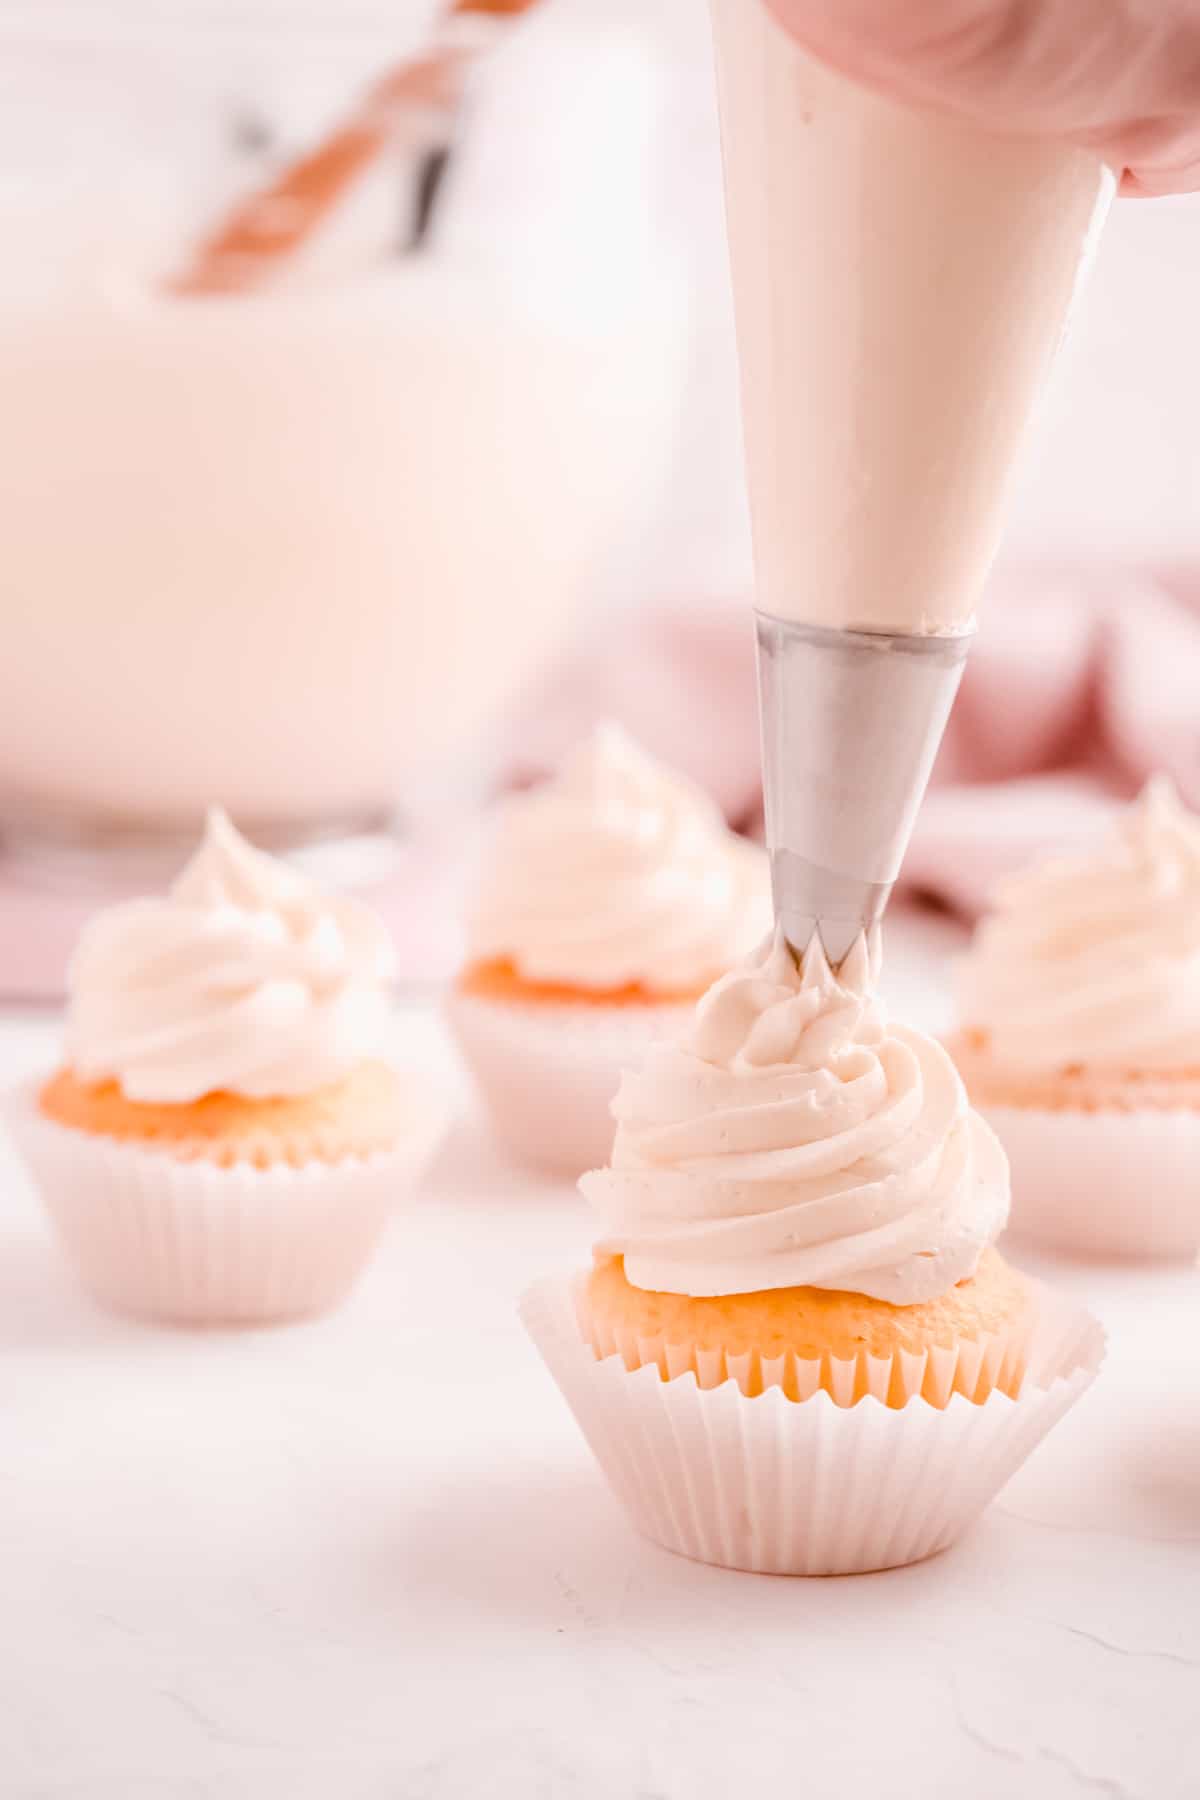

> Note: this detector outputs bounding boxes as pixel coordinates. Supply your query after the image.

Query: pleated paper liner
[981,1102,1200,1260]
[520,1274,1104,1576]
[7,1082,449,1326]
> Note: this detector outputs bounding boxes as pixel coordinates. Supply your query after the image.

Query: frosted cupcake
[449,725,769,1174]
[10,809,448,1325]
[522,931,1102,1575]
[952,777,1200,1258]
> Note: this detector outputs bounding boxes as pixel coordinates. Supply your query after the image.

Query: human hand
[765,0,1200,195]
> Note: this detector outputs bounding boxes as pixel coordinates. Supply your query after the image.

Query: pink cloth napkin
[500,567,1200,919]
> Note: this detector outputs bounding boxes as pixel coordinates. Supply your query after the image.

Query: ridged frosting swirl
[582,928,1008,1304]
[958,777,1200,1075]
[65,808,396,1103]
[467,725,770,993]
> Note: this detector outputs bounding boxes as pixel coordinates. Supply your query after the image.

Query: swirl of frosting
[467,725,770,993]
[581,929,1007,1304]
[958,777,1200,1075]
[65,808,396,1103]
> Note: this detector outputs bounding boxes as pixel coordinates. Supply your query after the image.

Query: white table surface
[2,912,1198,1800]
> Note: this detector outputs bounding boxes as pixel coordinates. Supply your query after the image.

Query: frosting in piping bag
[582,929,1008,1304]
[468,725,769,994]
[66,808,395,1102]
[958,777,1200,1075]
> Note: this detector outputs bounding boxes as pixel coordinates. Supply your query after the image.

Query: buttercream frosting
[467,725,770,994]
[582,927,1008,1304]
[65,808,395,1102]
[957,777,1200,1076]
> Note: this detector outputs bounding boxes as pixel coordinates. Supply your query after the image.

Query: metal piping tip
[756,613,971,968]
[770,848,893,969]
[783,906,880,973]
[788,920,880,987]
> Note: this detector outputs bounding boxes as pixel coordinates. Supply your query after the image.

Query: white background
[4,9,1199,1794]
[2,915,1198,1800]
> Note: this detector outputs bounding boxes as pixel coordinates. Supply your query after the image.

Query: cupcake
[952,777,1200,1259]
[522,930,1102,1575]
[9,808,448,1325]
[449,724,769,1174]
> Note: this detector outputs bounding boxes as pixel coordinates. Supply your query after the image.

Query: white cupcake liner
[982,1102,1200,1261]
[447,989,693,1177]
[520,1274,1104,1575]
[6,1082,450,1326]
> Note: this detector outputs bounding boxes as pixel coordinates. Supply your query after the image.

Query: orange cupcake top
[38,1060,409,1168]
[586,1246,1030,1365]
[457,956,708,1009]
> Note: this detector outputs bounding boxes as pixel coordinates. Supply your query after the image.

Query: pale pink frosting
[582,929,1008,1304]
[958,777,1200,1076]
[65,808,395,1103]
[468,725,770,993]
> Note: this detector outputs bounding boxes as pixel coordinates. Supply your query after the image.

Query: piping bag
[710,0,1114,965]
